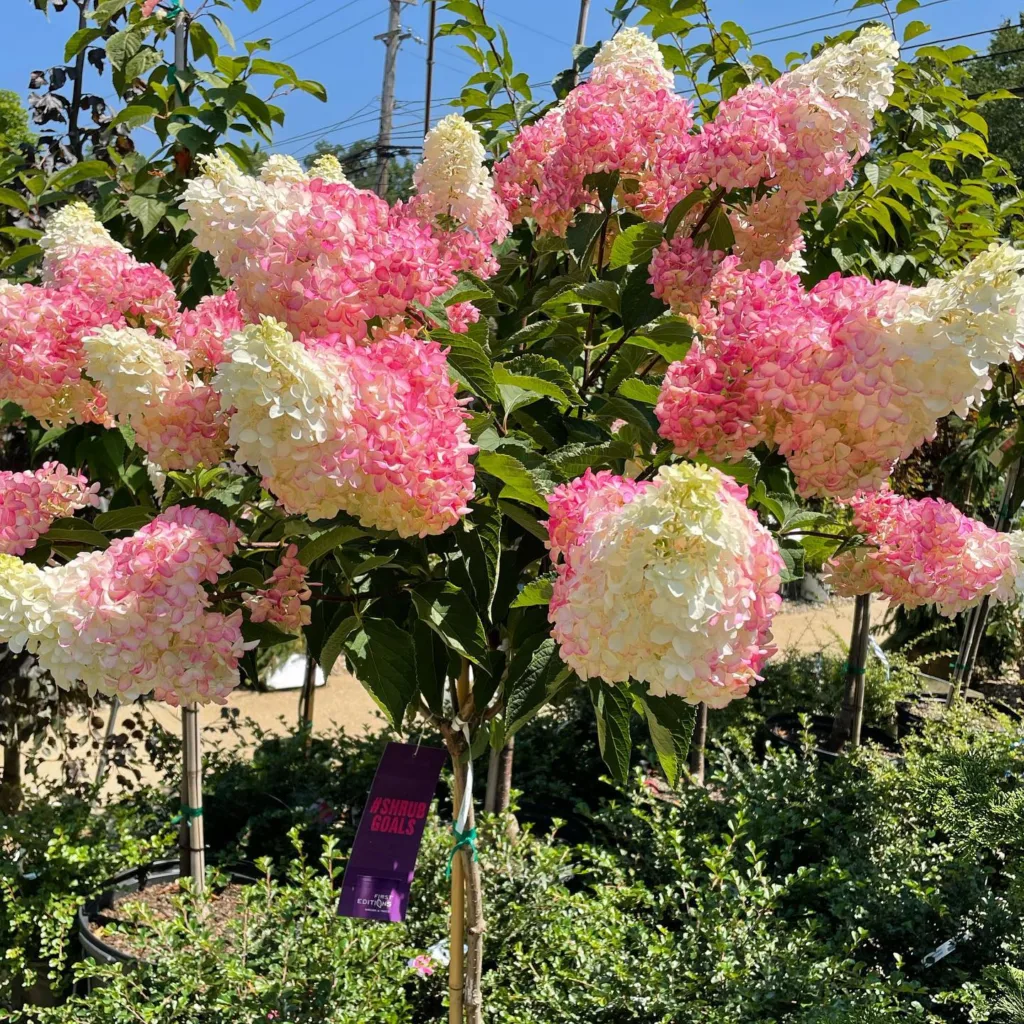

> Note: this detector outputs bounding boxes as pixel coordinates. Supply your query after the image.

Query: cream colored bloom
[591,25,674,92]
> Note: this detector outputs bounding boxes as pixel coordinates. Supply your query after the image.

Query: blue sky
[4,0,1021,164]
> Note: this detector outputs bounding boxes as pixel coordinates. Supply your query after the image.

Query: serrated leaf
[510,573,555,609]
[497,499,548,541]
[94,506,155,533]
[319,615,359,677]
[505,635,571,735]
[635,689,696,787]
[609,222,664,269]
[665,188,710,238]
[65,27,102,62]
[344,619,418,728]
[617,378,660,404]
[220,567,267,589]
[620,260,669,333]
[547,440,632,479]
[778,539,805,583]
[411,582,489,666]
[589,681,633,783]
[126,195,167,237]
[543,279,620,315]
[434,328,498,402]
[476,451,549,510]
[49,162,113,190]
[296,525,366,565]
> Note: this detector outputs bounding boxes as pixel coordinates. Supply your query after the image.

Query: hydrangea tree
[1,1,1024,1020]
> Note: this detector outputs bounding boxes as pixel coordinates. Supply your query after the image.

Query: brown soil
[89,880,253,959]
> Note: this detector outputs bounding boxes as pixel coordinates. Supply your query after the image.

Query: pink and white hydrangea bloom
[243,544,312,633]
[0,506,248,705]
[825,489,1024,616]
[0,462,100,555]
[83,325,228,470]
[658,244,1024,497]
[212,318,476,536]
[547,464,783,707]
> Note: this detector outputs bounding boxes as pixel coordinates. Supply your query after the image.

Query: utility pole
[576,0,591,47]
[424,0,437,137]
[375,0,411,199]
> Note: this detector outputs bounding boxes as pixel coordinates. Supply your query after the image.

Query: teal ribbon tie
[445,825,478,879]
[171,804,203,826]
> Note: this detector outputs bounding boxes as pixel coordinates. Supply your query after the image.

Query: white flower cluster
[413,114,503,232]
[879,242,1024,423]
[780,24,899,135]
[590,25,675,92]
[212,318,355,518]
[39,200,127,272]
[549,464,782,707]
[84,324,187,408]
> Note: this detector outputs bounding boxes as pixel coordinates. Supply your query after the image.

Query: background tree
[303,138,414,202]
[969,16,1024,187]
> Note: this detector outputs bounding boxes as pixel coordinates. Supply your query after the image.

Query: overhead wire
[272,0,371,48]
[283,9,386,61]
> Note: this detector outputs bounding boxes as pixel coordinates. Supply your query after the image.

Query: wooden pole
[93,698,119,791]
[423,0,437,137]
[448,661,470,1024]
[375,0,404,198]
[575,0,591,46]
[849,595,871,749]
[181,705,205,893]
[831,593,868,751]
[298,652,317,737]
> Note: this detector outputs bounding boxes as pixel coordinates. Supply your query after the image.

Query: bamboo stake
[448,662,471,1024]
[849,595,871,749]
[182,704,205,893]
[688,702,708,784]
[830,593,868,751]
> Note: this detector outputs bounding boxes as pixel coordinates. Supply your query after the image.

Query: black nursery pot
[77,860,258,968]
[757,711,902,762]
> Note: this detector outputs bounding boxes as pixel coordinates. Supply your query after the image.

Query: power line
[746,0,952,39]
[283,9,386,61]
[248,0,322,36]
[957,45,1024,64]
[905,24,1020,52]
[273,0,370,47]
[753,0,950,48]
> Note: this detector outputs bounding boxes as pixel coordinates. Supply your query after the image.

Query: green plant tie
[445,824,478,879]
[165,0,184,16]
[171,804,203,825]
[842,663,866,675]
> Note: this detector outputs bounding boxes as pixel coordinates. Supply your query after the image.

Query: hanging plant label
[337,741,447,923]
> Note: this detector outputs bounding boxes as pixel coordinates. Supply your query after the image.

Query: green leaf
[589,681,633,784]
[0,188,30,214]
[547,440,632,479]
[343,619,419,728]
[620,260,669,333]
[126,195,167,237]
[565,211,607,264]
[49,162,113,190]
[510,573,555,609]
[124,46,163,82]
[319,615,359,677]
[43,523,109,549]
[220,567,267,589]
[434,328,498,402]
[497,499,548,541]
[411,582,490,666]
[94,506,156,533]
[582,170,620,210]
[210,14,235,49]
[109,104,160,130]
[544,279,620,315]
[903,19,929,42]
[628,315,693,363]
[494,354,582,411]
[664,188,710,239]
[609,222,663,269]
[249,59,298,82]
[505,635,571,736]
[105,26,141,70]
[65,27,102,62]
[455,501,502,620]
[296,525,367,566]
[243,619,299,646]
[778,538,805,583]
[617,379,660,405]
[634,689,696,787]
[476,452,549,510]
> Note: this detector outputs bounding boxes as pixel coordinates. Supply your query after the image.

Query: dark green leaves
[620,259,669,333]
[411,582,490,667]
[344,619,418,728]
[297,525,367,566]
[510,574,555,609]
[505,635,571,736]
[609,223,663,269]
[318,615,359,677]
[476,452,549,510]
[635,690,697,787]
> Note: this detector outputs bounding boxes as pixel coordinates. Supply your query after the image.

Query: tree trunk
[688,702,708,785]
[830,594,870,751]
[0,733,22,814]
[298,651,318,744]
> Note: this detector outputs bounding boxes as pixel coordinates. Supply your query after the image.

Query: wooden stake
[448,662,471,1024]
[688,702,708,784]
[849,595,871,749]
[181,704,205,893]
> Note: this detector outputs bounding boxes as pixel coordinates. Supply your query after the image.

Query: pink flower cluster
[545,464,782,707]
[243,544,312,634]
[0,461,100,555]
[495,29,696,234]
[495,26,897,239]
[214,319,476,537]
[657,245,1024,497]
[0,506,248,705]
[183,150,503,346]
[825,489,1024,616]
[446,301,481,334]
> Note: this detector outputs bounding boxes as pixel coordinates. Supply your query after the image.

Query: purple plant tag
[337,741,447,923]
